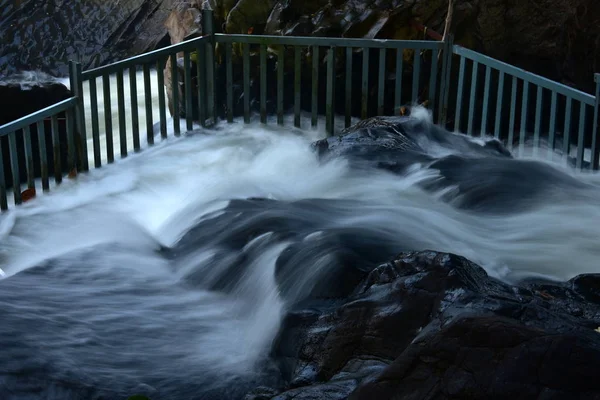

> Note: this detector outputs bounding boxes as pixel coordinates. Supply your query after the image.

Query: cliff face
[0,0,174,77]
[0,0,598,91]
[475,0,600,93]
[167,0,600,94]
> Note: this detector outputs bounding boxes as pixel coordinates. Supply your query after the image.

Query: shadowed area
[0,110,599,399]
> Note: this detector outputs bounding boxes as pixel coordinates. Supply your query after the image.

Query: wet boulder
[260,251,600,399]
[311,114,592,213]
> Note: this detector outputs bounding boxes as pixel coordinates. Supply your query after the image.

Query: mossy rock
[225,0,277,34]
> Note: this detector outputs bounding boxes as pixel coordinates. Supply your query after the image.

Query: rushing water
[1,73,600,399]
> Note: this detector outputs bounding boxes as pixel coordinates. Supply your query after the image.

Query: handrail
[214,33,444,50]
[453,45,595,106]
[0,97,77,137]
[81,35,212,80]
[1,22,598,213]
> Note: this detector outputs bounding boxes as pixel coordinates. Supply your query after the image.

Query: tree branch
[442,0,455,43]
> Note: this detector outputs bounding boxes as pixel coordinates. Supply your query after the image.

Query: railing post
[326,46,336,136]
[437,34,454,126]
[592,73,600,170]
[202,8,216,125]
[0,139,7,211]
[69,61,89,172]
[8,131,22,205]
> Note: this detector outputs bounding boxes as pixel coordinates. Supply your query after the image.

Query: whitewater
[0,70,599,399]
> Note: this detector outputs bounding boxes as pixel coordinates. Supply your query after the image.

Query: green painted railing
[0,97,79,211]
[213,33,449,134]
[451,46,600,170]
[0,8,598,211]
[78,34,214,168]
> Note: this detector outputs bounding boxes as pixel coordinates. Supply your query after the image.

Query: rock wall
[0,0,174,77]
[165,0,600,94]
[1,0,597,92]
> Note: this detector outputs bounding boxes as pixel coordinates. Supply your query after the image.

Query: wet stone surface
[261,251,600,400]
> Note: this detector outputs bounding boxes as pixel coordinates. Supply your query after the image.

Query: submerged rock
[166,183,600,399]
[312,114,592,213]
[263,251,600,399]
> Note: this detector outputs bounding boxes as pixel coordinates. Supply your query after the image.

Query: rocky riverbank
[245,250,600,400]
[165,115,600,400]
[1,107,600,400]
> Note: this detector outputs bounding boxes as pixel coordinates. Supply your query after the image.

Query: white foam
[1,87,600,378]
[1,116,599,283]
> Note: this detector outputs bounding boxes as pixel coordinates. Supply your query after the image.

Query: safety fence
[452,46,599,170]
[0,9,598,211]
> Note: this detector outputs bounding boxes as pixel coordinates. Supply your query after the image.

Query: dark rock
[265,251,600,399]
[0,72,72,126]
[244,386,281,400]
[256,0,599,96]
[0,72,74,189]
[570,275,600,304]
[351,315,600,400]
[0,0,173,76]
[312,115,592,213]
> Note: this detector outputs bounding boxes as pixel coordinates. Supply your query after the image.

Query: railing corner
[591,73,600,171]
[437,33,454,126]
[68,61,89,172]
[202,8,215,39]
[201,7,216,124]
[591,73,600,170]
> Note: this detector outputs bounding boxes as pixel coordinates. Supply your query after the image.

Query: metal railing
[0,97,79,210]
[0,8,598,212]
[78,34,215,169]
[451,46,600,170]
[213,33,449,134]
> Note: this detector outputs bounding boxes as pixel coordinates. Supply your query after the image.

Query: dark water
[0,110,599,399]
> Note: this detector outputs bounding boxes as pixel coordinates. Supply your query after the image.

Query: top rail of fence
[81,35,212,80]
[453,45,595,106]
[214,33,444,50]
[0,97,77,138]
[2,12,598,214]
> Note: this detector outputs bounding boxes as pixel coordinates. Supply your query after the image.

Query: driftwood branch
[438,0,455,63]
[442,0,455,43]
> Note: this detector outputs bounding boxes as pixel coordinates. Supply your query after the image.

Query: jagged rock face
[0,0,174,76]
[1,0,597,92]
[164,0,205,44]
[164,0,599,94]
